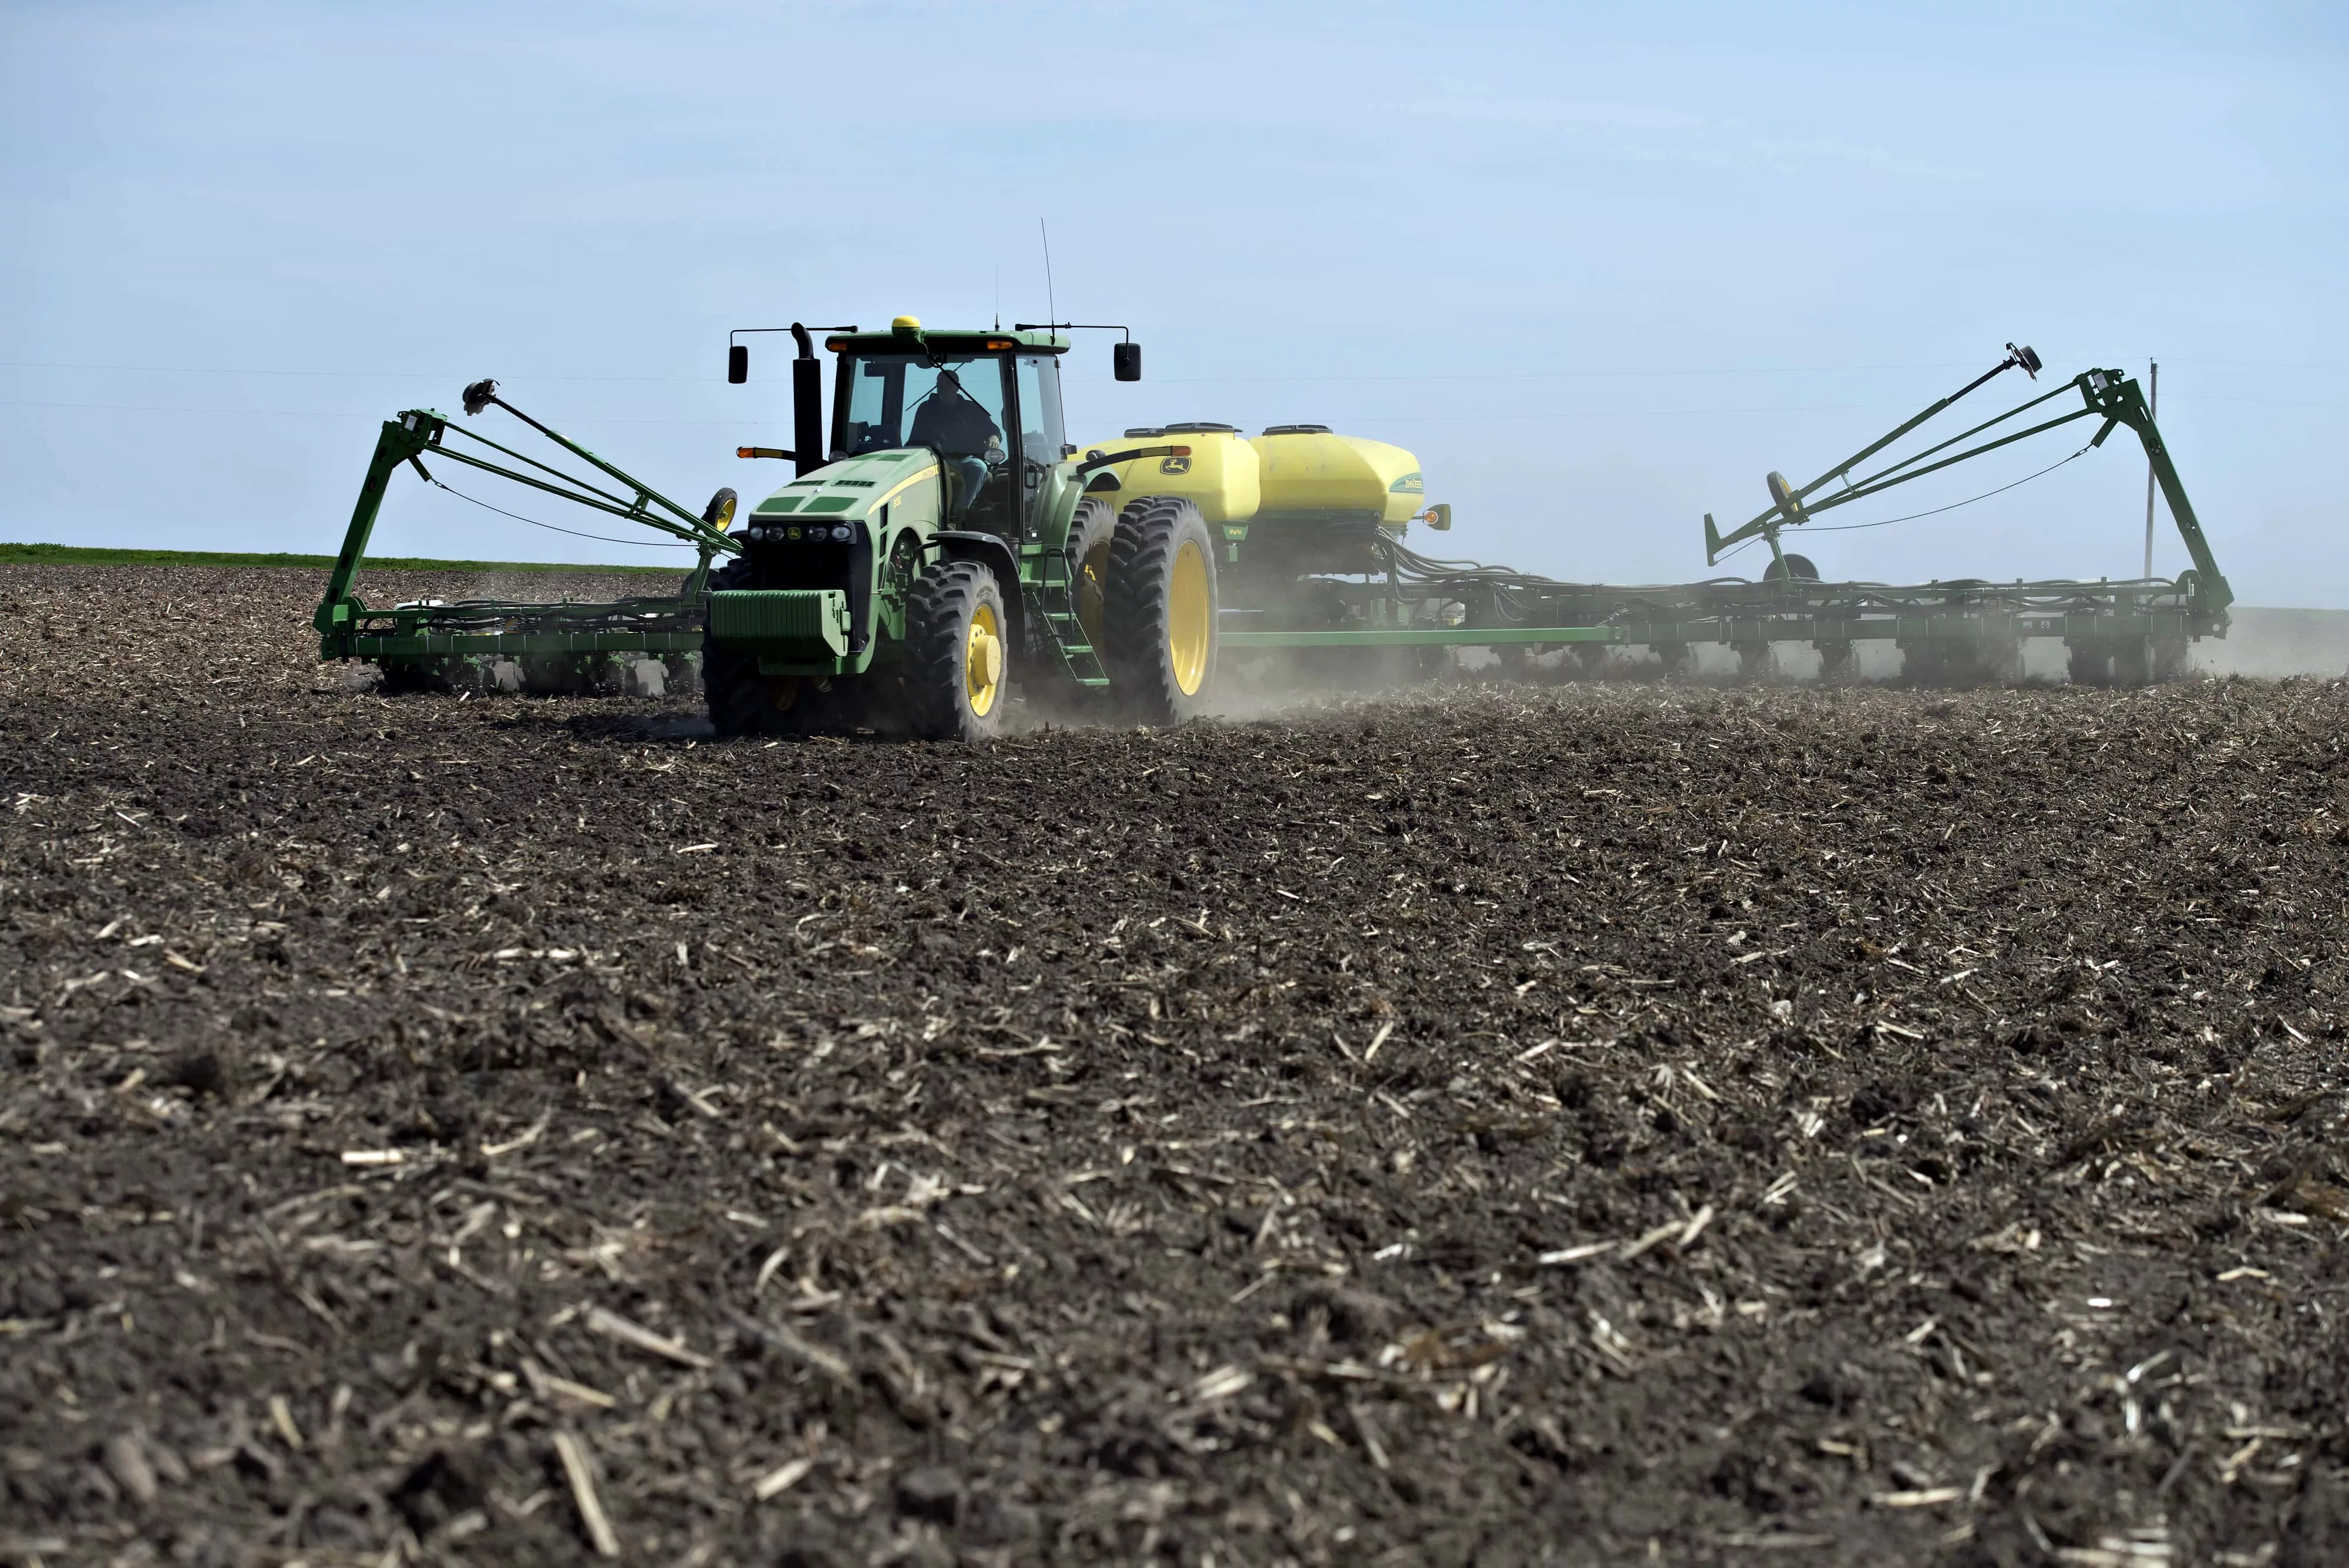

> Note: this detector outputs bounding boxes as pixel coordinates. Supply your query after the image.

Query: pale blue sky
[6,2,2344,600]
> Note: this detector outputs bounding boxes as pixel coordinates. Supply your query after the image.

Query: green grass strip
[0,541,666,574]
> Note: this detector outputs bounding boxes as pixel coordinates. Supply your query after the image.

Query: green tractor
[710,317,1219,740]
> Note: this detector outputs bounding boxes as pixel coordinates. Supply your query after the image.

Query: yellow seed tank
[1073,422,1425,534]
[1250,425,1425,529]
[1073,422,1260,526]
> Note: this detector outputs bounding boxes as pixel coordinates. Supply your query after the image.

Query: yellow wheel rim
[1167,540,1211,698]
[965,601,1004,718]
[1075,535,1111,651]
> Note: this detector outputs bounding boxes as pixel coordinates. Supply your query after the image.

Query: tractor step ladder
[1022,549,1110,688]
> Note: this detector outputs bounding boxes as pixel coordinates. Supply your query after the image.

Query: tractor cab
[826,321,1070,540]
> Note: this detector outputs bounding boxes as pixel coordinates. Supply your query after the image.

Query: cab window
[840,354,1012,459]
[1015,355,1066,466]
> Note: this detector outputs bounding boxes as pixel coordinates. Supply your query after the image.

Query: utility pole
[2142,361,2159,578]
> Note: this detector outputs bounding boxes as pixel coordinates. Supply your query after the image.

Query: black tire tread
[904,558,1006,743]
[702,557,778,736]
[1103,495,1217,725]
[1066,497,1117,649]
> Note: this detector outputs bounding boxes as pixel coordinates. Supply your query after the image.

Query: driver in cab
[910,369,1001,520]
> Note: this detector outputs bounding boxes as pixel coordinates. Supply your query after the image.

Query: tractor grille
[708,589,851,658]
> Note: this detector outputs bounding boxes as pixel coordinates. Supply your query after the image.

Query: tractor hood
[741,449,941,533]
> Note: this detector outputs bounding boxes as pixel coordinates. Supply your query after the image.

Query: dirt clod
[894,1465,963,1525]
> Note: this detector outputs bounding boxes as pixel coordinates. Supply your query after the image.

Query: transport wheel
[1902,645,1943,686]
[1573,643,1610,681]
[1655,642,1691,679]
[1105,496,1219,724]
[1762,553,1820,583]
[1816,641,1855,682]
[906,557,1011,743]
[1737,643,1774,679]
[2111,636,2153,687]
[2151,638,2189,682]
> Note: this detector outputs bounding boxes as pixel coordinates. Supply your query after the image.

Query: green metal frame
[1701,364,2229,615]
[1223,358,2228,676]
[1222,624,1617,648]
[319,344,2233,701]
[314,403,740,673]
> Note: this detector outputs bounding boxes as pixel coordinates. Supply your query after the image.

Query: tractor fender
[928,531,1028,660]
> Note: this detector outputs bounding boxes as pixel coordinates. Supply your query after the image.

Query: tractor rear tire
[905,557,1011,743]
[1067,497,1117,655]
[1027,498,1118,721]
[1105,496,1219,724]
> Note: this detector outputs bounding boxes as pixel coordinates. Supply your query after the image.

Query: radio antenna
[1039,218,1058,328]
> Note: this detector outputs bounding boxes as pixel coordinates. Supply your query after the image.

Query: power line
[13,352,2331,386]
[428,480,697,549]
[1720,442,2101,566]
[9,393,2338,429]
[0,394,2006,423]
[0,399,770,426]
[1796,442,2095,534]
[0,356,2102,386]
[0,361,719,383]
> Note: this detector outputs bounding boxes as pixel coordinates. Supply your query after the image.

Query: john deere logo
[1390,472,1425,494]
[1159,455,1192,476]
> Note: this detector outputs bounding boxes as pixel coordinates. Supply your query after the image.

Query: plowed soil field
[4,564,2347,1567]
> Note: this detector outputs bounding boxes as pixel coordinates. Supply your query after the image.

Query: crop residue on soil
[2,563,2347,1566]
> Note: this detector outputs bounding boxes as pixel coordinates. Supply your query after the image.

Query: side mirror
[1113,342,1142,382]
[728,345,749,384]
[1422,503,1452,532]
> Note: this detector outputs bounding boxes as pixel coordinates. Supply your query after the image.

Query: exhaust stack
[728,321,855,476]
[790,324,823,478]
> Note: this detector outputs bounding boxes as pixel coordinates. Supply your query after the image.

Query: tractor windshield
[840,352,1015,526]
[840,354,1012,460]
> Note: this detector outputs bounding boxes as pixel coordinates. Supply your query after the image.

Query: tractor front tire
[905,558,1011,743]
[703,558,809,737]
[1105,496,1219,725]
